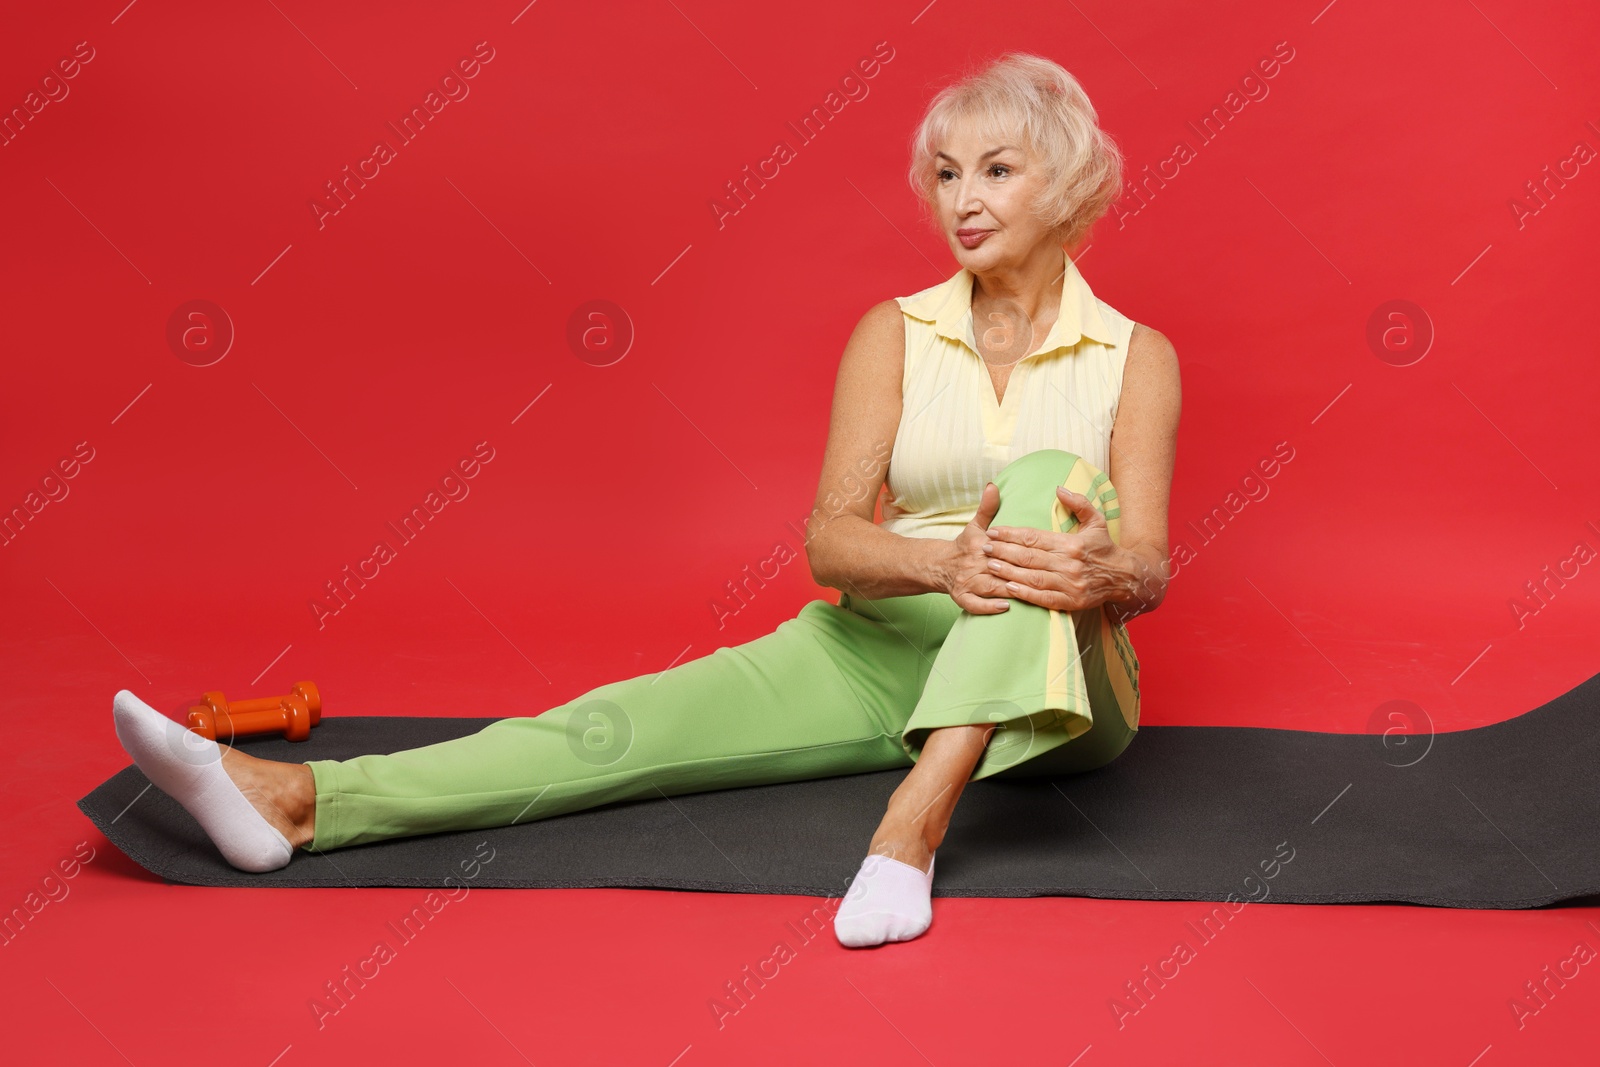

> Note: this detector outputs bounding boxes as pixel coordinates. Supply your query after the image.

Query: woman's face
[933,117,1051,272]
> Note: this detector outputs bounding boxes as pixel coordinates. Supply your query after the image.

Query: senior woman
[110,52,1179,949]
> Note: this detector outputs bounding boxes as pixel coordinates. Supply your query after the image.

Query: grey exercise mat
[79,670,1600,908]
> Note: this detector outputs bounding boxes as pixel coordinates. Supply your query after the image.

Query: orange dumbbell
[186,681,322,743]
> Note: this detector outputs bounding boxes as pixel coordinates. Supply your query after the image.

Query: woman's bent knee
[996,448,1086,487]
[993,449,1121,542]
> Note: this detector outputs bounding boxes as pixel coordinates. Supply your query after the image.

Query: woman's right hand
[940,482,1013,614]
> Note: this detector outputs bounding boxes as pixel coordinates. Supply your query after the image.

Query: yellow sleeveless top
[881,247,1138,540]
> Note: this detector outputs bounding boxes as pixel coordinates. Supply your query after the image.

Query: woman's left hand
[982,486,1129,612]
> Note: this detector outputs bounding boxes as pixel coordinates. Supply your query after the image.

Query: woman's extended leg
[297,595,948,854]
[111,589,963,869]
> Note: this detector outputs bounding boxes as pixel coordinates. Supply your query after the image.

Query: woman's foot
[219,745,316,850]
[111,690,314,871]
[833,723,994,948]
[834,850,936,948]
[834,802,940,948]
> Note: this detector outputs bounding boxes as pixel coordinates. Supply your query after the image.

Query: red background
[3,0,1597,1063]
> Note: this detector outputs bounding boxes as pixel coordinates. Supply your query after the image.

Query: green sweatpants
[304,448,1141,853]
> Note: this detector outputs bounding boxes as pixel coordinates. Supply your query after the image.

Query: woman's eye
[936,168,955,182]
[989,164,1011,178]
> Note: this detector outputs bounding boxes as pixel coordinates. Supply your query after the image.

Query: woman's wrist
[1102,545,1166,624]
[871,534,956,598]
[921,537,958,596]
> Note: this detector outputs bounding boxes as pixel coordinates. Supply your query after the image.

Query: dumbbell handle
[187,681,322,742]
[229,695,316,718]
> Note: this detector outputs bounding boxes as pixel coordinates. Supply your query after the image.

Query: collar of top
[896,245,1116,356]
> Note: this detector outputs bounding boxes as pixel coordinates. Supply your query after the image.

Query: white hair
[907,53,1124,249]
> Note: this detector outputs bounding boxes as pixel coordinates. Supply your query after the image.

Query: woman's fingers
[987,524,1048,546]
[955,570,1015,614]
[962,593,1012,614]
[972,481,1002,531]
[1005,581,1085,611]
[1056,487,1108,528]
[983,539,1057,569]
[986,559,1062,590]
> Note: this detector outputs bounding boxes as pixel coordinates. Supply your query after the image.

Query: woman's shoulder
[834,299,911,398]
[1092,294,1174,359]
[1126,320,1177,360]
[1120,320,1181,408]
[852,298,908,344]
[837,299,907,376]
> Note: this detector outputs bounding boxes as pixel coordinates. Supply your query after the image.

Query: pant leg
[304,594,956,852]
[899,448,1142,781]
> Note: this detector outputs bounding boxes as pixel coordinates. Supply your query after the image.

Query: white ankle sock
[112,689,294,873]
[833,851,936,947]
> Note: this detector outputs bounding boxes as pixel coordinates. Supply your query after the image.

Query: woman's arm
[804,300,938,598]
[805,300,1011,611]
[1101,323,1182,624]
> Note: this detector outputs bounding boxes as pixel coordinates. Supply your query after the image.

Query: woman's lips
[956,229,993,248]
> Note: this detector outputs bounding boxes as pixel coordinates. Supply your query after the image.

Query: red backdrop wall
[3,2,1597,1064]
